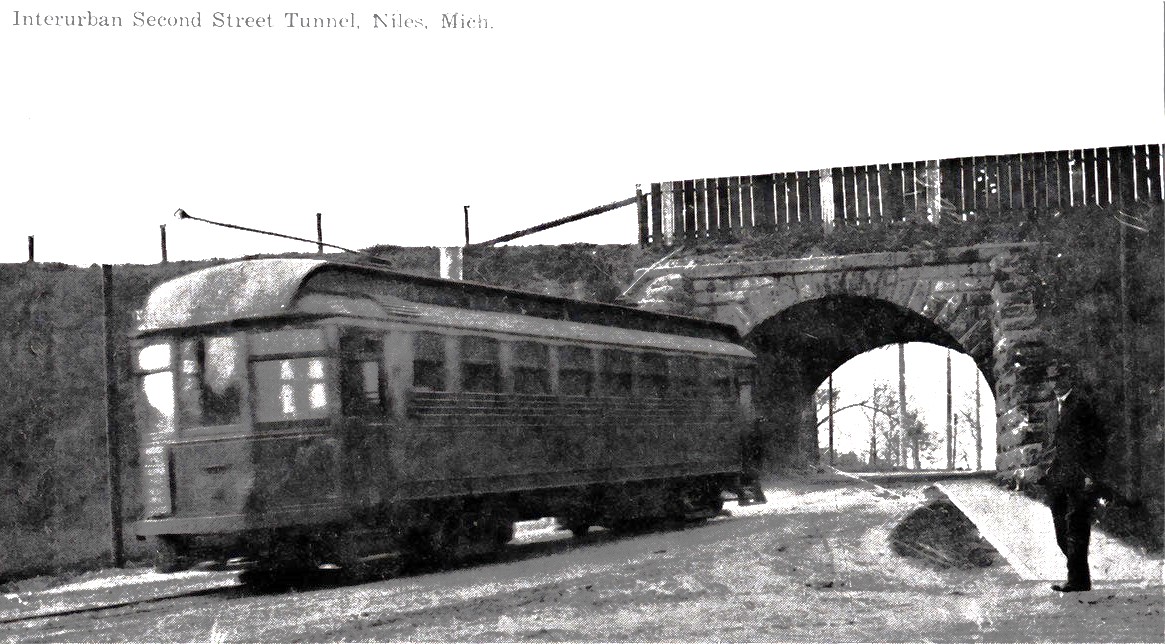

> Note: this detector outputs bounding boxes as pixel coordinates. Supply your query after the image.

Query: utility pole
[101,265,124,567]
[828,374,836,466]
[159,225,168,263]
[463,205,471,246]
[898,343,908,468]
[953,413,960,468]
[1120,214,1135,494]
[946,348,953,470]
[27,235,34,263]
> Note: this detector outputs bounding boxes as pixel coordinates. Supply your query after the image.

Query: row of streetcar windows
[407,331,737,400]
[139,327,741,429]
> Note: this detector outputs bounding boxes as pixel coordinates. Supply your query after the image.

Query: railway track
[0,576,243,627]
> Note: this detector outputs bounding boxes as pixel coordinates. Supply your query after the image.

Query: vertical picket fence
[638,144,1164,247]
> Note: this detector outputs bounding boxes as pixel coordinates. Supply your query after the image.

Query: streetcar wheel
[700,484,725,515]
[490,518,515,546]
[152,536,190,574]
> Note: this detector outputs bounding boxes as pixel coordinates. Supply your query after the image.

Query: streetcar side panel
[369,322,749,503]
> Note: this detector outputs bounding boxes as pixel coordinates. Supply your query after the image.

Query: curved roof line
[136,258,330,333]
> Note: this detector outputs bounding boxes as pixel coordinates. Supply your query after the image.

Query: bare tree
[955,388,984,470]
[816,378,940,471]
[860,381,901,469]
[813,380,842,416]
[901,403,939,469]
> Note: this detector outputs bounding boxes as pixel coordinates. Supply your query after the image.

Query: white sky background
[2,1,1163,265]
[818,343,997,470]
[2,1,1160,469]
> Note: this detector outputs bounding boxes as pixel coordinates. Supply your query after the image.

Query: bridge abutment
[626,243,1056,482]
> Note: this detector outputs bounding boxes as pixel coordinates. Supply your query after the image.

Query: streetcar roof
[136,258,327,334]
[134,258,743,344]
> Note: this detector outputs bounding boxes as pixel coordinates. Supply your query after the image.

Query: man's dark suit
[1040,388,1106,591]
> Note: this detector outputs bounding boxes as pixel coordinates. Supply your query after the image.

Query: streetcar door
[339,330,392,508]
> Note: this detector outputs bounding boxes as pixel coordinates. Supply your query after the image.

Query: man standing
[1039,363,1107,592]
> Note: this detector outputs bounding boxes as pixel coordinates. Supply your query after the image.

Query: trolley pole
[101,264,125,567]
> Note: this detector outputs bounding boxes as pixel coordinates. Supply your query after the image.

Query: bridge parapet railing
[637,144,1164,247]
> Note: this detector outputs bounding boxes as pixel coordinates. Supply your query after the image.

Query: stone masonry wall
[989,248,1055,487]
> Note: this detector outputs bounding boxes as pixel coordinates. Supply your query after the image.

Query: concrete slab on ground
[935,478,1163,583]
[843,469,997,485]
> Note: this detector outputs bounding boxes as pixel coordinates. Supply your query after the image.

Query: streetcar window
[412,331,446,391]
[710,360,736,399]
[461,336,500,393]
[254,357,330,422]
[250,328,326,355]
[136,342,171,371]
[638,353,669,398]
[340,331,386,416]
[177,335,243,427]
[600,350,633,396]
[512,341,549,395]
[137,371,176,443]
[558,346,593,397]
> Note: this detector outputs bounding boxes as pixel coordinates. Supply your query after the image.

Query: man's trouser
[1047,486,1094,589]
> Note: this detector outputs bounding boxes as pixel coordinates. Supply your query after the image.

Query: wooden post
[727,178,742,235]
[806,170,823,225]
[671,181,686,242]
[927,159,942,224]
[953,414,960,468]
[101,264,125,567]
[159,225,168,263]
[27,235,34,263]
[316,213,324,254]
[899,343,908,468]
[975,370,982,471]
[650,183,663,247]
[636,186,649,247]
[821,169,836,235]
[1147,143,1162,202]
[716,178,731,237]
[946,348,953,469]
[694,179,708,239]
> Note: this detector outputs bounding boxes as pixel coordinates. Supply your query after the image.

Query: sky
[817,343,996,470]
[3,2,1160,469]
[2,1,1163,266]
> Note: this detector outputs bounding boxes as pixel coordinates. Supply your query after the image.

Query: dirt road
[2,478,1160,642]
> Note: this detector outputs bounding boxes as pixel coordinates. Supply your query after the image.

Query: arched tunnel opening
[742,295,996,472]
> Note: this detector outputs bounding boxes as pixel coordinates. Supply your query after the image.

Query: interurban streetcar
[131,258,761,575]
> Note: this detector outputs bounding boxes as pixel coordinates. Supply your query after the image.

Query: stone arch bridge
[623,243,1050,482]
